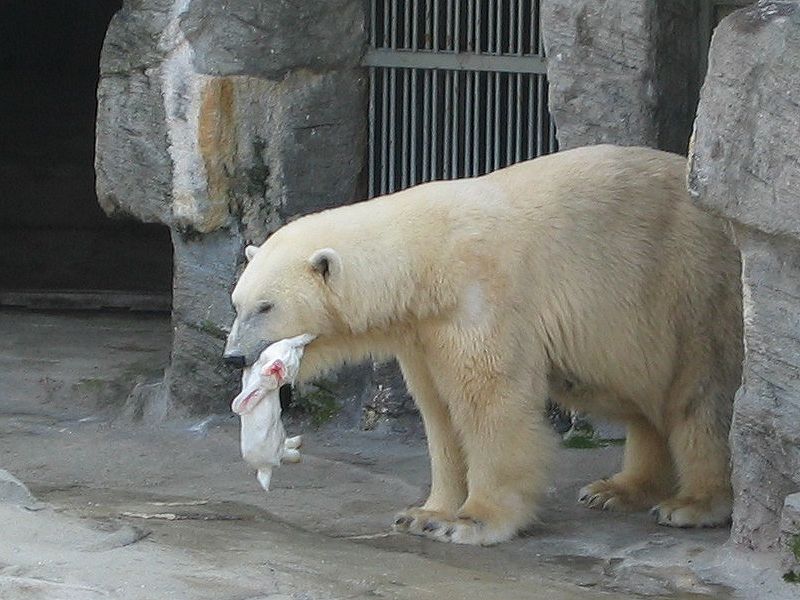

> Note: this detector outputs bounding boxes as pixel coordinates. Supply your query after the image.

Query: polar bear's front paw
[392,507,451,534]
[392,508,515,545]
[578,478,655,512]
[651,495,731,528]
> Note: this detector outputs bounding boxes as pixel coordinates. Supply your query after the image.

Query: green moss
[75,378,106,392]
[790,534,800,562]
[293,382,340,427]
[782,535,800,584]
[561,425,625,449]
[196,319,228,340]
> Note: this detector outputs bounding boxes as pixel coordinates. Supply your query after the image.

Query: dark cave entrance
[0,1,172,310]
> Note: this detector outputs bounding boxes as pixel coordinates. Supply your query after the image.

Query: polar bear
[224,144,743,545]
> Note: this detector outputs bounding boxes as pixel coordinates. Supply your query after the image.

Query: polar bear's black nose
[223,353,246,368]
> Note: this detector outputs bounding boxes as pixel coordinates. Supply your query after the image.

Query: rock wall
[96,0,367,413]
[541,0,707,153]
[688,0,800,553]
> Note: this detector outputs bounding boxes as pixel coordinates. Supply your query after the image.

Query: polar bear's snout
[223,317,273,368]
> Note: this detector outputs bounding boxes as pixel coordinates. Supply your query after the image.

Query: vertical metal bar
[400,0,411,189]
[371,0,378,47]
[536,73,545,156]
[368,0,377,197]
[515,73,522,162]
[402,69,409,189]
[410,0,419,184]
[380,0,389,192]
[505,0,514,165]
[389,67,397,191]
[506,74,513,166]
[411,0,418,51]
[486,0,495,173]
[464,0,473,176]
[422,0,431,180]
[474,0,482,174]
[496,0,502,53]
[503,0,522,165]
[493,0,502,169]
[383,0,390,47]
[404,0,411,49]
[452,0,461,178]
[381,69,390,194]
[446,0,453,50]
[422,70,430,182]
[467,0,474,51]
[483,71,494,173]
[368,66,376,198]
[488,0,495,54]
[454,0,460,53]
[387,1,398,191]
[433,0,440,50]
[443,69,451,179]
[527,0,536,159]
[475,0,482,53]
[444,0,453,179]
[473,71,481,176]
[464,71,472,177]
[494,72,501,169]
[452,70,460,178]
[514,0,523,162]
[391,0,398,49]
[432,69,439,179]
[411,68,418,185]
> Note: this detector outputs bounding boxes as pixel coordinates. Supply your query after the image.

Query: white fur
[232,334,314,491]
[227,145,742,543]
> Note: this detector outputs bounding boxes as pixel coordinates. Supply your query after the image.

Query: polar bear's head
[223,235,343,368]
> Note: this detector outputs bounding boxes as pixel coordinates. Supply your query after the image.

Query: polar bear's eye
[257,302,274,314]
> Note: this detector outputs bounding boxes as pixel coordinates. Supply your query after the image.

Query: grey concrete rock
[689,1,800,238]
[96,0,368,414]
[273,70,368,220]
[100,0,174,73]
[359,361,417,431]
[95,70,173,225]
[179,0,366,79]
[730,234,800,550]
[689,0,800,552]
[542,0,658,149]
[0,469,36,506]
[166,227,244,414]
[542,0,706,153]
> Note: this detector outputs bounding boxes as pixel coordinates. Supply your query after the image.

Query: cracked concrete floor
[0,309,793,599]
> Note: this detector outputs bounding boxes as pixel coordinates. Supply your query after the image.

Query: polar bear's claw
[652,495,731,528]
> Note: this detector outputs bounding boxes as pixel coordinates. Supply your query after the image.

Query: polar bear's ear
[245,245,259,262]
[308,248,342,284]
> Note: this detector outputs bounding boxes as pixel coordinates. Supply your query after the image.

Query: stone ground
[0,309,795,599]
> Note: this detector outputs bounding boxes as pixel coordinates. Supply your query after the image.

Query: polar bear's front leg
[393,353,467,532]
[413,354,554,546]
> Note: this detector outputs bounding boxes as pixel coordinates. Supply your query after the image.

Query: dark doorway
[0,1,172,309]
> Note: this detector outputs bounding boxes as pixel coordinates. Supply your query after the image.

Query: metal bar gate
[365,0,558,198]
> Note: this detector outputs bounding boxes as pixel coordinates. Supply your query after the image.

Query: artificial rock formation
[541,0,711,154]
[96,0,367,413]
[689,0,800,553]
